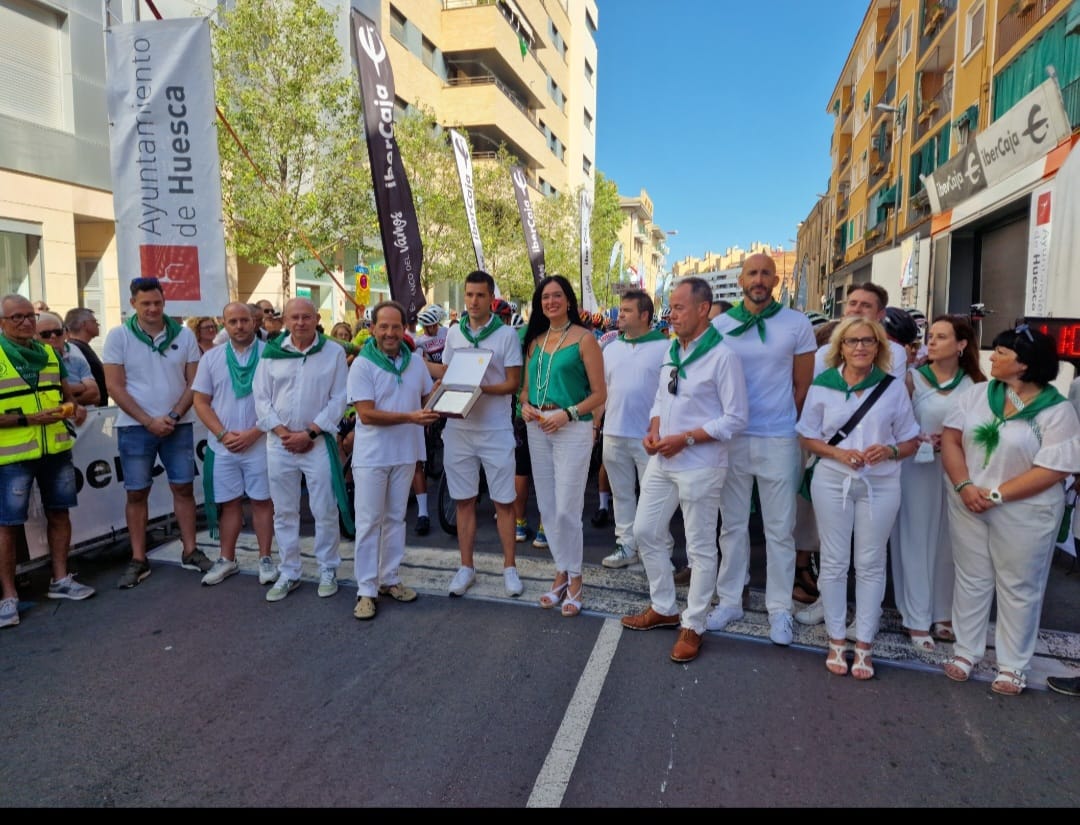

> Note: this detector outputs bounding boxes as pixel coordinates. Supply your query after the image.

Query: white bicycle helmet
[417,305,444,327]
[509,312,525,329]
[363,307,373,325]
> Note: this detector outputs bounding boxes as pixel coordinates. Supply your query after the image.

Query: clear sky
[594,0,869,269]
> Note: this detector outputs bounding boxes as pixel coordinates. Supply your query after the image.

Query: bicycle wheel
[437,469,458,536]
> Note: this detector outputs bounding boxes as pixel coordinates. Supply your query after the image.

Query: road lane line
[527,617,622,808]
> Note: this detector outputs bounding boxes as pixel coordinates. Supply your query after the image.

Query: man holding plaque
[434,270,524,598]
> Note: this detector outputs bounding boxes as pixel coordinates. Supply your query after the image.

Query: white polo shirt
[442,317,522,433]
[192,339,266,456]
[712,307,816,437]
[347,349,433,468]
[602,335,669,438]
[103,321,200,427]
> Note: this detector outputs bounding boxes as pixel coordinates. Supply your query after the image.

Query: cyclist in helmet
[883,305,920,369]
[415,304,449,372]
[509,312,525,330]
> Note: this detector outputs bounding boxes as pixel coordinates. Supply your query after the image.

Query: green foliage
[212,0,376,298]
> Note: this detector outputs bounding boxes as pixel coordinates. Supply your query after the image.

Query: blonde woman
[796,317,919,680]
[519,275,606,617]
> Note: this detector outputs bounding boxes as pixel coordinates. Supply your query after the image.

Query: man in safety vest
[0,294,92,629]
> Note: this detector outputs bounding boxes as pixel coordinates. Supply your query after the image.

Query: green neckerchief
[459,314,502,347]
[357,337,411,384]
[972,379,1066,467]
[916,363,965,392]
[813,364,888,400]
[617,329,669,345]
[725,300,783,342]
[320,432,354,535]
[0,334,50,389]
[225,339,261,399]
[328,337,360,356]
[125,314,183,356]
[260,332,327,361]
[664,325,723,379]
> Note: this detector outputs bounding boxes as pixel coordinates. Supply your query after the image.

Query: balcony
[996,0,1065,61]
[915,81,952,141]
[1062,74,1080,129]
[877,6,900,57]
[918,0,957,57]
[442,77,549,166]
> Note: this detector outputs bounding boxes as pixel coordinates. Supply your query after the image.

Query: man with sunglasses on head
[104,277,206,589]
[620,277,748,664]
[64,307,108,406]
[707,253,816,646]
[0,295,93,628]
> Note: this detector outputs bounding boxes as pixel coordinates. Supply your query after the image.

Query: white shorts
[209,443,270,503]
[442,427,516,504]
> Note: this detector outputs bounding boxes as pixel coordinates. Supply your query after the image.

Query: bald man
[253,298,349,603]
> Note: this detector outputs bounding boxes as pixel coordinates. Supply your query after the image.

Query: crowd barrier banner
[19,407,208,568]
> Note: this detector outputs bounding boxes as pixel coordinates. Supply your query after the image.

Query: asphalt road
[3,480,1080,807]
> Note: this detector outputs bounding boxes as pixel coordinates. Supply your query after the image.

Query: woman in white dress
[797,317,920,680]
[892,316,985,652]
[941,325,1080,695]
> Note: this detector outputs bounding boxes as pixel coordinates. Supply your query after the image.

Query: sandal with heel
[944,655,974,682]
[540,579,568,609]
[851,646,874,680]
[825,640,849,676]
[561,585,583,617]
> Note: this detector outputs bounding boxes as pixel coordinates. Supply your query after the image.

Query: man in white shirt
[103,277,205,589]
[814,282,907,381]
[599,289,671,569]
[253,298,349,603]
[433,270,524,598]
[347,300,439,620]
[192,302,275,587]
[620,277,748,664]
[707,253,817,645]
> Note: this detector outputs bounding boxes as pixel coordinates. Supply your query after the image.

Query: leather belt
[539,404,561,411]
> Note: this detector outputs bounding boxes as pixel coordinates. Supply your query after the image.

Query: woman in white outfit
[893,316,985,652]
[941,325,1080,695]
[797,317,920,680]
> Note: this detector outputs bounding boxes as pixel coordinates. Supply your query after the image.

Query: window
[390,5,406,43]
[583,155,592,176]
[421,36,436,71]
[964,3,985,57]
[585,8,597,34]
[0,221,45,302]
[900,15,912,60]
[0,0,66,130]
[584,108,593,132]
[549,19,566,58]
[585,58,594,85]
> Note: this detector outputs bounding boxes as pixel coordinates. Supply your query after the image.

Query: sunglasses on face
[1014,323,1035,343]
[38,329,65,339]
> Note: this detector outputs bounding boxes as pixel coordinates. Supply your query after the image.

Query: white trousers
[715,435,801,616]
[267,438,341,581]
[634,461,726,634]
[527,419,593,576]
[353,462,413,597]
[892,456,954,631]
[947,489,1061,674]
[811,463,901,643]
[602,433,651,551]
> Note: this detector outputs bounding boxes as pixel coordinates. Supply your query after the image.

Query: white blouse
[910,369,976,435]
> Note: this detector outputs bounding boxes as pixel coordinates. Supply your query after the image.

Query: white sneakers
[448,566,476,596]
[794,598,825,625]
[769,612,794,646]
[503,566,523,597]
[704,605,743,632]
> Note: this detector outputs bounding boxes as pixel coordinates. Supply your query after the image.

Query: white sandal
[992,669,1026,696]
[825,640,848,676]
[852,646,875,680]
[944,656,974,682]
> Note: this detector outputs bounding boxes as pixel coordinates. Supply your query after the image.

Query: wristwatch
[988,488,1004,504]
[684,433,696,447]
[167,411,180,422]
[306,428,319,441]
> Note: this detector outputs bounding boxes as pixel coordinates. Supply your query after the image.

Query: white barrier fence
[19,407,207,571]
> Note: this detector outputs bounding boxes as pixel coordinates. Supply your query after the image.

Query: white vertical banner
[579,190,596,312]
[450,128,485,273]
[1025,181,1053,317]
[899,234,918,290]
[104,17,228,318]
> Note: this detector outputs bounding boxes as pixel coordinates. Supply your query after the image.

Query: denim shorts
[0,452,78,525]
[117,423,195,491]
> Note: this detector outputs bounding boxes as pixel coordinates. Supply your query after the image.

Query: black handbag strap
[826,374,895,446]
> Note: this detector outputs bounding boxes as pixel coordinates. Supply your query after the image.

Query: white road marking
[527,618,623,808]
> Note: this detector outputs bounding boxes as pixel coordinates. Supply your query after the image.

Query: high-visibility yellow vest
[0,344,73,464]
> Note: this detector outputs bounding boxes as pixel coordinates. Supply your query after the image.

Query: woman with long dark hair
[892,315,986,652]
[941,325,1080,695]
[519,275,606,617]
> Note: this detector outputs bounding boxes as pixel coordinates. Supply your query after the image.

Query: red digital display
[1027,317,1080,360]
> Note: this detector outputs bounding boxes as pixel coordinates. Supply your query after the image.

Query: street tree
[212,0,375,300]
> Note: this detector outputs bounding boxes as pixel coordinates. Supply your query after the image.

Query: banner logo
[450,128,485,273]
[139,244,201,300]
[1023,104,1049,145]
